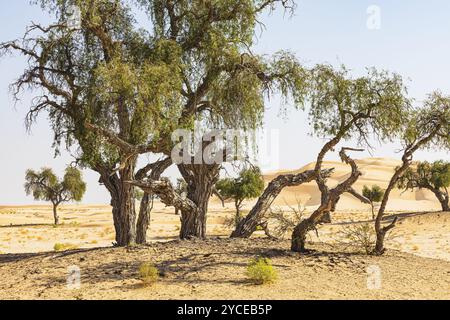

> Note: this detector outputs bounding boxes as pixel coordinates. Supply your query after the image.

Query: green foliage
[362,185,385,203]
[246,257,278,285]
[138,262,159,286]
[3,0,307,174]
[398,160,450,191]
[307,64,410,145]
[24,166,86,205]
[402,92,450,151]
[216,167,265,211]
[339,222,376,255]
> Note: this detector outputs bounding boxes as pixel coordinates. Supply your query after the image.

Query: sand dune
[264,157,441,211]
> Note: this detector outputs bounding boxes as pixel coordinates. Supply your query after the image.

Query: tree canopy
[24,166,86,224]
[216,167,265,217]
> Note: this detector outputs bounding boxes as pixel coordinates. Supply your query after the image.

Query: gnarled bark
[99,159,138,247]
[291,148,363,252]
[429,188,450,212]
[373,122,444,255]
[230,168,333,238]
[135,157,172,244]
[178,163,220,239]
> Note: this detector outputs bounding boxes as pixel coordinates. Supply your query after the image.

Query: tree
[289,65,409,252]
[397,161,450,212]
[373,92,450,255]
[2,0,307,244]
[362,185,385,219]
[135,157,172,244]
[24,167,86,225]
[125,0,309,239]
[216,167,265,225]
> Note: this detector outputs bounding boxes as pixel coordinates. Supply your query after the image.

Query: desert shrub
[246,257,278,285]
[338,222,376,255]
[263,200,306,239]
[139,262,159,286]
[53,243,78,251]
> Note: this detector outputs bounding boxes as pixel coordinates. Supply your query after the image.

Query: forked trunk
[231,169,325,238]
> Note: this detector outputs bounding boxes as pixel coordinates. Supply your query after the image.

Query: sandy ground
[0,157,449,299]
[0,204,449,299]
[0,238,449,300]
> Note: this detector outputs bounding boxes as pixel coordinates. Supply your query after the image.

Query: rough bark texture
[373,124,442,255]
[136,193,152,244]
[230,169,333,238]
[430,188,450,212]
[291,148,363,252]
[135,158,172,244]
[99,159,138,247]
[178,163,220,239]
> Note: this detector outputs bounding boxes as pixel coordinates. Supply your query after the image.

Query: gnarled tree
[2,0,308,244]
[129,0,309,239]
[289,65,409,252]
[373,92,450,255]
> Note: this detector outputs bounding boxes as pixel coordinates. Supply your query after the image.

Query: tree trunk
[52,203,59,225]
[290,148,363,252]
[135,157,172,244]
[430,189,450,212]
[136,193,152,244]
[178,163,220,239]
[231,169,330,238]
[291,218,316,252]
[101,161,137,247]
[371,203,375,220]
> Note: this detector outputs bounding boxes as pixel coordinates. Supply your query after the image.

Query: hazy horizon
[1,0,449,205]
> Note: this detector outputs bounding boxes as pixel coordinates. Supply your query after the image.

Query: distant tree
[397,161,450,212]
[362,185,385,219]
[24,167,86,225]
[216,168,265,225]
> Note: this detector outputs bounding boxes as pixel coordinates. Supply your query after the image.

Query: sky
[0,0,449,205]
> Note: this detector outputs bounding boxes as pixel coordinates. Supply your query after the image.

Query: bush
[53,243,78,251]
[338,222,376,255]
[246,257,277,285]
[138,262,159,286]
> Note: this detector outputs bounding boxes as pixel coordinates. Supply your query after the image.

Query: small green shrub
[139,262,159,286]
[246,257,277,285]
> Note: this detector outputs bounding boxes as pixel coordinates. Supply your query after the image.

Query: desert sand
[0,157,449,299]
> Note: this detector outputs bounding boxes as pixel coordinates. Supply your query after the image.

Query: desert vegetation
[0,0,449,300]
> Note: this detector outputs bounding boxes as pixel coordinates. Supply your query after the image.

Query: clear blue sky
[1,0,449,204]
